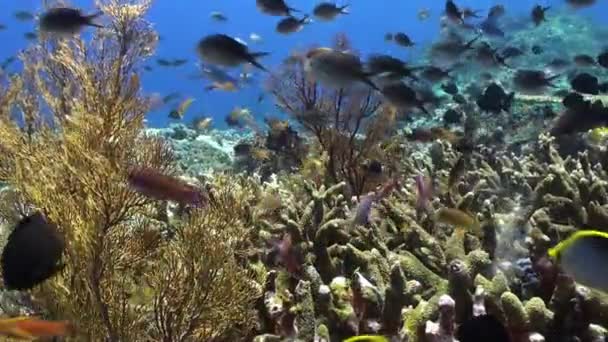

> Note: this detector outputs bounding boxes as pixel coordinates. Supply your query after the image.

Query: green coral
[501,292,528,331]
[525,297,554,333]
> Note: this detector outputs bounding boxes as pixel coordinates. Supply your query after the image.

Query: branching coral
[0,1,260,340]
[267,34,394,197]
[145,186,262,341]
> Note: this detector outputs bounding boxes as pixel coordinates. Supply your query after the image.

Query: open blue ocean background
[1,0,606,128]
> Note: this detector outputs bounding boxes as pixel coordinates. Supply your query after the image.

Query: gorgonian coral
[0,1,260,340]
[266,34,396,197]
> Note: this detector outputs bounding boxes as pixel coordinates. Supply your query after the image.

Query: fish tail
[85,11,104,28]
[418,104,430,115]
[288,7,301,14]
[361,74,380,91]
[344,335,389,342]
[340,5,350,14]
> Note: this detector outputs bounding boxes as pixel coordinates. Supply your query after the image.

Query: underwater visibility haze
[1,0,608,341]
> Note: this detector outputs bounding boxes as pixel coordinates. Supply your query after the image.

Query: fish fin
[247,52,270,72]
[340,5,350,14]
[287,7,301,14]
[249,51,270,58]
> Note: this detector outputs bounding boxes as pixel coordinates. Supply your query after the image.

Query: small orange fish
[0,317,73,340]
[436,207,481,236]
[205,81,238,92]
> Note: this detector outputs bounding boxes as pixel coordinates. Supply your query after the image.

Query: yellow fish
[548,230,608,293]
[0,317,73,340]
[587,127,608,144]
[436,207,482,236]
[169,97,195,119]
[343,335,389,342]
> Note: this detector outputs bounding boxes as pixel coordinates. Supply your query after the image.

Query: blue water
[1,1,606,128]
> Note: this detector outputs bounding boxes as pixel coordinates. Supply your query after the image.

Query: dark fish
[457,315,510,342]
[598,51,608,68]
[562,92,587,110]
[24,32,37,41]
[313,3,348,21]
[0,24,7,30]
[429,34,481,62]
[488,5,506,19]
[305,47,379,90]
[420,66,452,83]
[513,69,560,94]
[39,7,103,34]
[448,155,466,189]
[477,83,514,113]
[234,142,253,156]
[276,15,309,34]
[256,0,298,16]
[443,108,462,124]
[127,167,207,207]
[570,72,600,95]
[197,34,269,71]
[171,59,188,67]
[565,0,597,8]
[364,160,383,175]
[209,11,228,22]
[367,54,420,81]
[479,18,505,37]
[156,58,172,66]
[14,11,34,21]
[501,46,524,59]
[1,212,65,290]
[441,82,459,95]
[531,5,550,26]
[445,0,465,24]
[1,57,17,70]
[452,94,467,104]
[547,58,571,72]
[381,82,430,114]
[462,8,482,19]
[162,92,180,104]
[573,54,597,67]
[394,32,415,47]
[551,94,608,136]
[531,45,543,55]
[474,42,509,68]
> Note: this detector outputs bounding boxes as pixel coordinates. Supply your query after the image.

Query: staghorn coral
[244,125,608,341]
[0,1,260,341]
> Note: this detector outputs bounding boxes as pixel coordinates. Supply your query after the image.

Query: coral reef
[236,127,608,341]
[0,2,608,342]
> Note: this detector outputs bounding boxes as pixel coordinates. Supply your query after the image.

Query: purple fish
[353,178,400,225]
[415,173,433,212]
[353,193,376,225]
